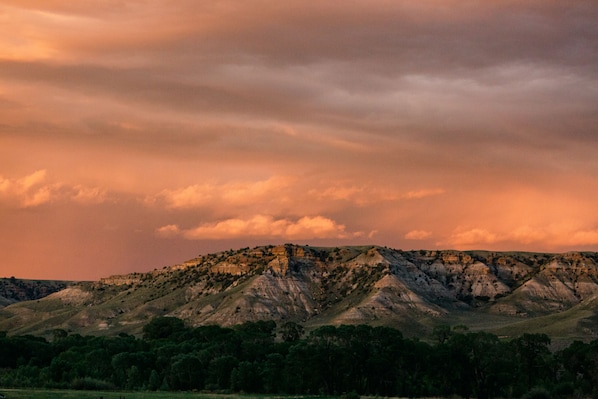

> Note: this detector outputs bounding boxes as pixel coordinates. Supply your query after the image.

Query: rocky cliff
[1,244,597,340]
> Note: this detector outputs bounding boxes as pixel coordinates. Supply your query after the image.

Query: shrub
[341,391,360,399]
[522,387,552,399]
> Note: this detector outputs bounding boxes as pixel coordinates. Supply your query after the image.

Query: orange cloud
[149,176,295,209]
[71,185,107,204]
[151,184,215,208]
[405,230,433,240]
[568,230,598,246]
[438,222,598,250]
[0,170,107,208]
[221,176,295,203]
[446,227,499,247]
[509,225,548,245]
[285,216,350,239]
[314,185,364,202]
[0,169,54,208]
[401,188,446,199]
[156,214,353,240]
[311,183,445,205]
[155,224,181,238]
[538,222,598,248]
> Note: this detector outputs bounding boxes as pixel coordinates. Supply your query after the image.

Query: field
[0,390,329,399]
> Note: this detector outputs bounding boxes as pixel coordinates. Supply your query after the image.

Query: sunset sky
[1,1,597,280]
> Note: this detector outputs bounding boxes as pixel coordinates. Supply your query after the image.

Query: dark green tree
[280,321,304,342]
[169,354,204,390]
[206,355,238,390]
[432,324,452,344]
[142,316,187,340]
[514,333,552,391]
[262,352,285,393]
[231,361,262,392]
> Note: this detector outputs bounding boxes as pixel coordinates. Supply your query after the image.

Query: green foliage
[2,318,598,399]
[432,324,452,343]
[513,333,552,391]
[522,386,552,399]
[142,316,187,340]
[279,321,304,342]
[341,391,360,399]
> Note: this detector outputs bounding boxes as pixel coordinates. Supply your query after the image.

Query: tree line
[1,318,597,399]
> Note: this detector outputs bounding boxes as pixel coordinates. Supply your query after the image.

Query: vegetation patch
[1,319,598,399]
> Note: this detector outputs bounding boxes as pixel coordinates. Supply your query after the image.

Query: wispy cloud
[0,170,107,208]
[311,184,445,205]
[446,228,499,247]
[148,176,295,209]
[0,170,54,208]
[568,229,598,246]
[71,185,107,204]
[442,223,598,249]
[405,230,433,240]
[402,189,446,200]
[157,215,355,240]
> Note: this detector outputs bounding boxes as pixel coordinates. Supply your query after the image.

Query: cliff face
[1,245,598,340]
[490,252,598,316]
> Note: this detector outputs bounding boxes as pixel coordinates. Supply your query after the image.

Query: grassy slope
[488,295,598,343]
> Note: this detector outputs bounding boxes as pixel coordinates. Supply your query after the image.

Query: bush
[341,391,360,399]
[553,381,574,398]
[522,387,552,399]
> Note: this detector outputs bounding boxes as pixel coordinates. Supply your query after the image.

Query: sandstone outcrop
[1,245,598,340]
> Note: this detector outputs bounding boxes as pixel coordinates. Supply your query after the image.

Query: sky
[1,1,597,280]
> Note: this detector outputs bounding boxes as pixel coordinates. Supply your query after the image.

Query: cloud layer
[1,1,597,279]
[157,215,352,241]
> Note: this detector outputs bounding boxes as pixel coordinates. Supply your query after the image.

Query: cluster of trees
[1,319,598,399]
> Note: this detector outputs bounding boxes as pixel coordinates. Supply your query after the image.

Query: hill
[0,277,71,307]
[1,244,597,341]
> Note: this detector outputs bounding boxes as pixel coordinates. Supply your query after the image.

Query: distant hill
[0,277,72,307]
[1,244,597,342]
